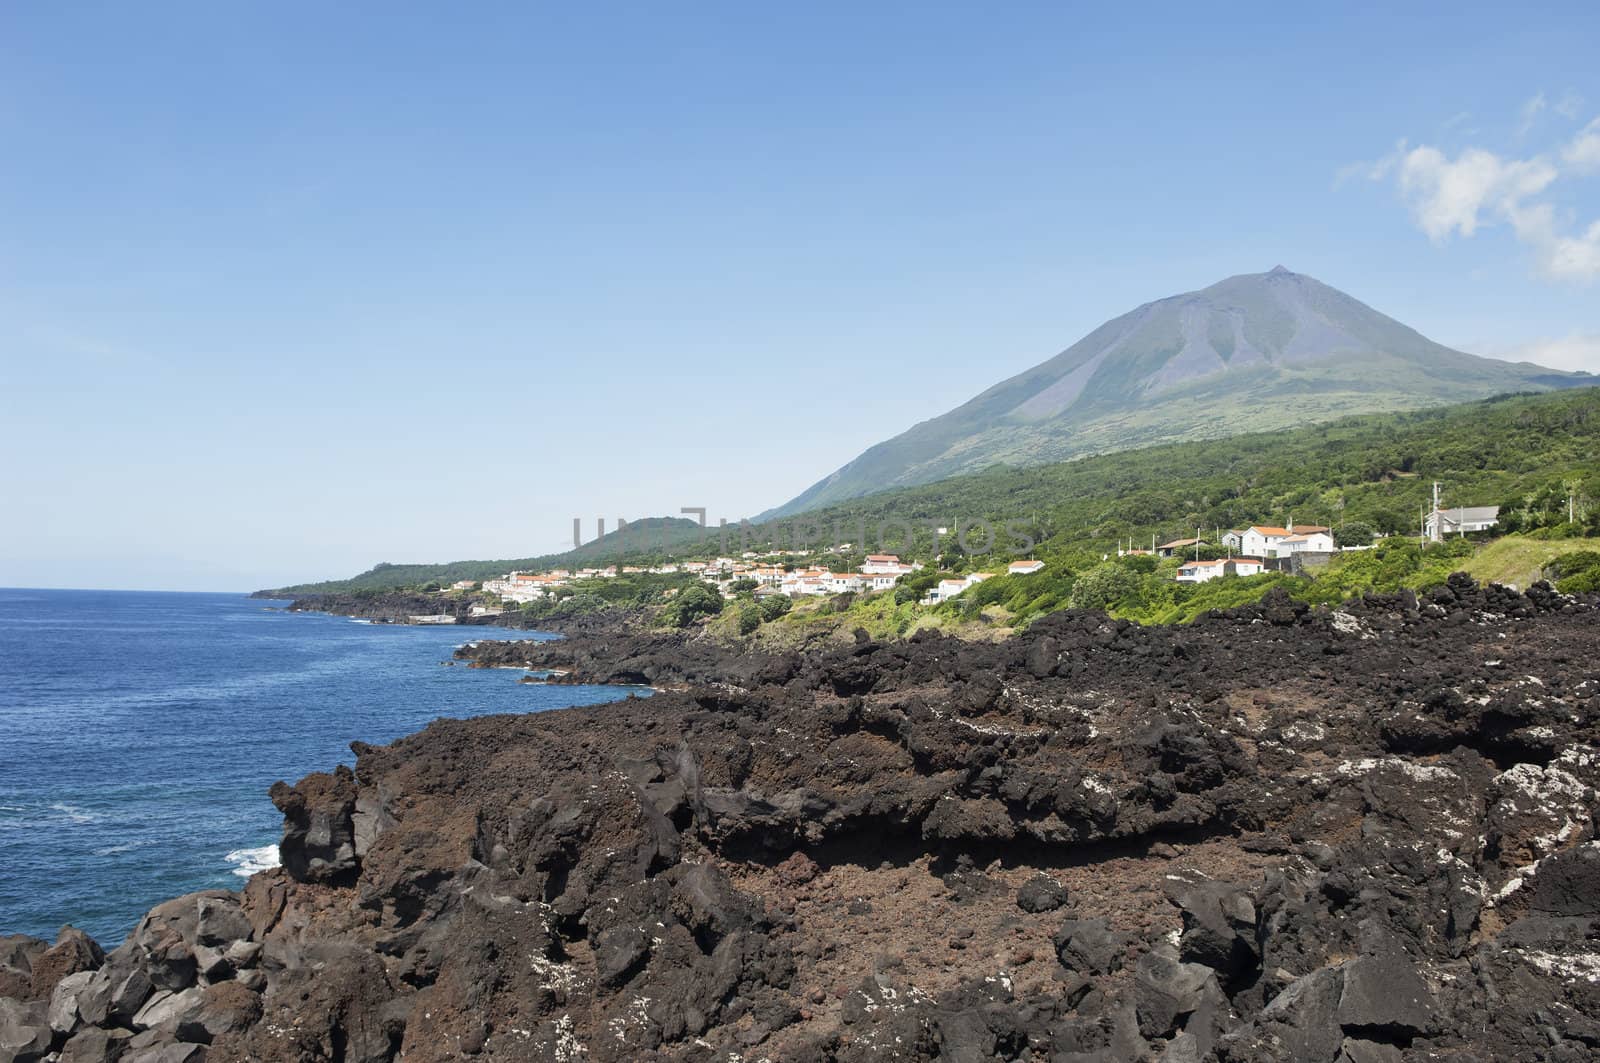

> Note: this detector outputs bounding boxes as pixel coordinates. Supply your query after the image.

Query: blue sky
[3,3,1598,591]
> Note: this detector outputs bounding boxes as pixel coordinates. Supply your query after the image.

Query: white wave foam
[49,802,102,824]
[93,842,140,856]
[225,844,280,878]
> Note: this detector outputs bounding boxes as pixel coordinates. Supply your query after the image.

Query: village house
[479,570,573,603]
[1275,530,1336,555]
[862,554,909,574]
[865,572,901,591]
[926,572,992,604]
[1156,538,1203,558]
[1426,505,1500,539]
[449,580,478,591]
[1176,557,1267,583]
[1225,524,1332,558]
[1176,559,1226,583]
[1008,560,1046,575]
[826,572,866,593]
[779,569,831,596]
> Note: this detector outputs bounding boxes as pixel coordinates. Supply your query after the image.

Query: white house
[964,572,992,588]
[1275,531,1336,555]
[1177,557,1267,583]
[1008,559,1045,575]
[1231,524,1331,558]
[1426,506,1499,539]
[827,572,866,593]
[862,554,907,574]
[780,569,833,597]
[450,580,478,591]
[1177,559,1227,583]
[866,573,901,591]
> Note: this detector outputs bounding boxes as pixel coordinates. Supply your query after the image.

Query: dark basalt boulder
[57,1023,135,1063]
[268,766,359,884]
[1335,952,1437,1039]
[1528,842,1600,916]
[1015,873,1070,913]
[1133,945,1223,1040]
[25,927,104,1002]
[1162,876,1259,984]
[1054,918,1125,976]
[0,997,52,1062]
[0,937,46,1002]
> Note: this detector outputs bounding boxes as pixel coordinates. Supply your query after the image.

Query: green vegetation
[509,571,699,623]
[782,388,1600,571]
[265,390,1600,626]
[1547,551,1600,594]
[661,584,724,628]
[774,531,1595,639]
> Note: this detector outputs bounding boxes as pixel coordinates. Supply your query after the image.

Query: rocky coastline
[254,591,638,634]
[6,576,1600,1061]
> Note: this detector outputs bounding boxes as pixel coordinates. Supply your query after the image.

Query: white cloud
[1353,110,1600,281]
[1394,145,1555,239]
[1518,92,1547,135]
[1563,118,1600,175]
[1492,333,1600,373]
[1541,219,1600,279]
[1555,90,1586,121]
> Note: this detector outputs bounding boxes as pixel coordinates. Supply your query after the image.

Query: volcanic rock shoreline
[256,591,622,632]
[6,576,1600,1062]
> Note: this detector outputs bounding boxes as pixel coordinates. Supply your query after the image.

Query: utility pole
[1429,481,1443,543]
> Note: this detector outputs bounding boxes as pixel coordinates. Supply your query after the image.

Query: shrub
[663,584,723,627]
[1068,563,1137,611]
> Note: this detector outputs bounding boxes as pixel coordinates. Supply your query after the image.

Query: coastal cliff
[5,577,1600,1061]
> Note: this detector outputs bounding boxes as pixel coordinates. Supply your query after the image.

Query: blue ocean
[0,589,640,945]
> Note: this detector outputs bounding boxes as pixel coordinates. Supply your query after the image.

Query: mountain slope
[767,267,1588,517]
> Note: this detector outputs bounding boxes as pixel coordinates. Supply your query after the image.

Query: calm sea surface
[0,588,641,944]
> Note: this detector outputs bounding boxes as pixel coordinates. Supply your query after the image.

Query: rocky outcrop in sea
[5,576,1599,1061]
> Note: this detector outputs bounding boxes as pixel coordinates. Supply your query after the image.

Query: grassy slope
[1460,536,1600,589]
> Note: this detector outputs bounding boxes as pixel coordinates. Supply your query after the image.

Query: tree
[1068,562,1137,611]
[663,584,723,627]
[1334,521,1375,548]
[735,602,762,636]
[758,595,792,621]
